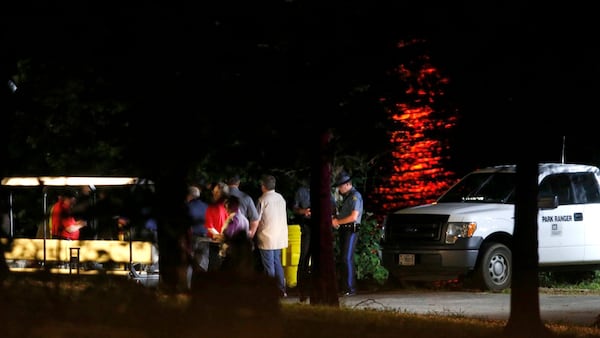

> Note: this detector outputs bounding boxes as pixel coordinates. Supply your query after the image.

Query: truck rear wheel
[474,243,511,292]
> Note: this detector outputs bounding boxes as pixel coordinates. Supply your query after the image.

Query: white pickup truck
[380,163,600,291]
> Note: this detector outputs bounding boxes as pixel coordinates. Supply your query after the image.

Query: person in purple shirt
[226,175,262,272]
[213,195,252,272]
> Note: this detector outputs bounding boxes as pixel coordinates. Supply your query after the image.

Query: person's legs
[339,229,358,295]
[259,249,275,277]
[190,237,209,288]
[273,249,286,295]
[208,242,222,271]
[253,237,264,272]
[260,249,286,296]
[192,237,210,272]
[297,224,311,300]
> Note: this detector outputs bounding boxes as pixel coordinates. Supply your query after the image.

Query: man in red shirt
[50,191,87,240]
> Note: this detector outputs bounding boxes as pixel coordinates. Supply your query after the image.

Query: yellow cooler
[281,224,301,288]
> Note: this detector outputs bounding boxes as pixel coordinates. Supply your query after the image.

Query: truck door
[573,173,600,261]
[538,173,585,264]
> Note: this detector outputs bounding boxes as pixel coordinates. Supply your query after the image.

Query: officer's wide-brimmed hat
[332,172,352,187]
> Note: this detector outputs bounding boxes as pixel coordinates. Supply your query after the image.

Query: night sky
[2,2,600,175]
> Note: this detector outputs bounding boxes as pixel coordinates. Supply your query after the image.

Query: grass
[2,273,600,338]
[283,302,506,338]
[539,271,600,292]
[282,302,600,338]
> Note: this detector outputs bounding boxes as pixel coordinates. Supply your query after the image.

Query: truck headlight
[445,222,477,244]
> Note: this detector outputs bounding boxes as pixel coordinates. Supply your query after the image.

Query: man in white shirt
[254,174,289,297]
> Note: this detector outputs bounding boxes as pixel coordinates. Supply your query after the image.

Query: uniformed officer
[331,171,363,296]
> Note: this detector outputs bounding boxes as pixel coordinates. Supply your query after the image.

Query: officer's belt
[339,223,360,231]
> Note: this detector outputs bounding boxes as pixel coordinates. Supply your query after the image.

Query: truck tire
[474,243,511,292]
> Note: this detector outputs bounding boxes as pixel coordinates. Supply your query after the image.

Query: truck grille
[384,214,448,242]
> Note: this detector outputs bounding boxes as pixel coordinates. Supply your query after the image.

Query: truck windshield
[437,172,516,204]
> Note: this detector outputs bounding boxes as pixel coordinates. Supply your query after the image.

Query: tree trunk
[156,174,190,294]
[308,129,339,306]
[504,154,552,337]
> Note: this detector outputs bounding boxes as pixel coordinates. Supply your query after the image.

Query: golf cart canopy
[1,176,149,187]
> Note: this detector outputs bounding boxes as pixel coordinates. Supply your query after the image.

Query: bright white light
[7,80,17,93]
[1,177,41,186]
[1,177,141,186]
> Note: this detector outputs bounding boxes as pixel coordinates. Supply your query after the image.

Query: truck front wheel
[473,243,512,292]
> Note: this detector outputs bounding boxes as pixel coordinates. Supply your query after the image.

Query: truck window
[538,173,600,205]
[571,172,600,204]
[539,174,573,205]
[438,172,515,203]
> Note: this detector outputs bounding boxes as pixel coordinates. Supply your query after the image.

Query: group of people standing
[183,170,364,299]
[37,170,364,299]
[184,174,289,297]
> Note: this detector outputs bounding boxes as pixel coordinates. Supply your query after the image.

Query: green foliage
[354,213,389,285]
[5,60,133,176]
[334,212,389,287]
[539,271,600,289]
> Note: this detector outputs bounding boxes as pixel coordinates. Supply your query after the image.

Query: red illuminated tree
[371,39,459,213]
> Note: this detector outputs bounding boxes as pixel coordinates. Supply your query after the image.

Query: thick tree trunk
[156,174,190,294]
[308,129,339,306]
[504,153,552,337]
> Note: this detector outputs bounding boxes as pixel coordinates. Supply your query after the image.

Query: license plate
[398,254,415,266]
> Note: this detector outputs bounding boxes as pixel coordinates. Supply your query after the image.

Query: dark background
[2,1,600,177]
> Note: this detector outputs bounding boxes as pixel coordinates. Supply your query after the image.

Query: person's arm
[243,195,260,238]
[248,220,259,238]
[249,198,263,238]
[63,217,86,233]
[293,187,311,218]
[212,232,224,242]
[294,205,311,218]
[332,210,359,229]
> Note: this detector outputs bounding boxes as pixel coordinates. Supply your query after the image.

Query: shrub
[334,212,389,287]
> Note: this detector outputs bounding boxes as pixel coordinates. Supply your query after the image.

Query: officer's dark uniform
[333,174,363,296]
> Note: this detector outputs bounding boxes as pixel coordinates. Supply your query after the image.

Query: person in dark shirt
[292,176,311,302]
[187,185,209,288]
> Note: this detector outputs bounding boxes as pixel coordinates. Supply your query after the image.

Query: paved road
[282,290,600,327]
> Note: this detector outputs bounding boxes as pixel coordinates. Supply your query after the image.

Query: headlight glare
[445,222,477,244]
